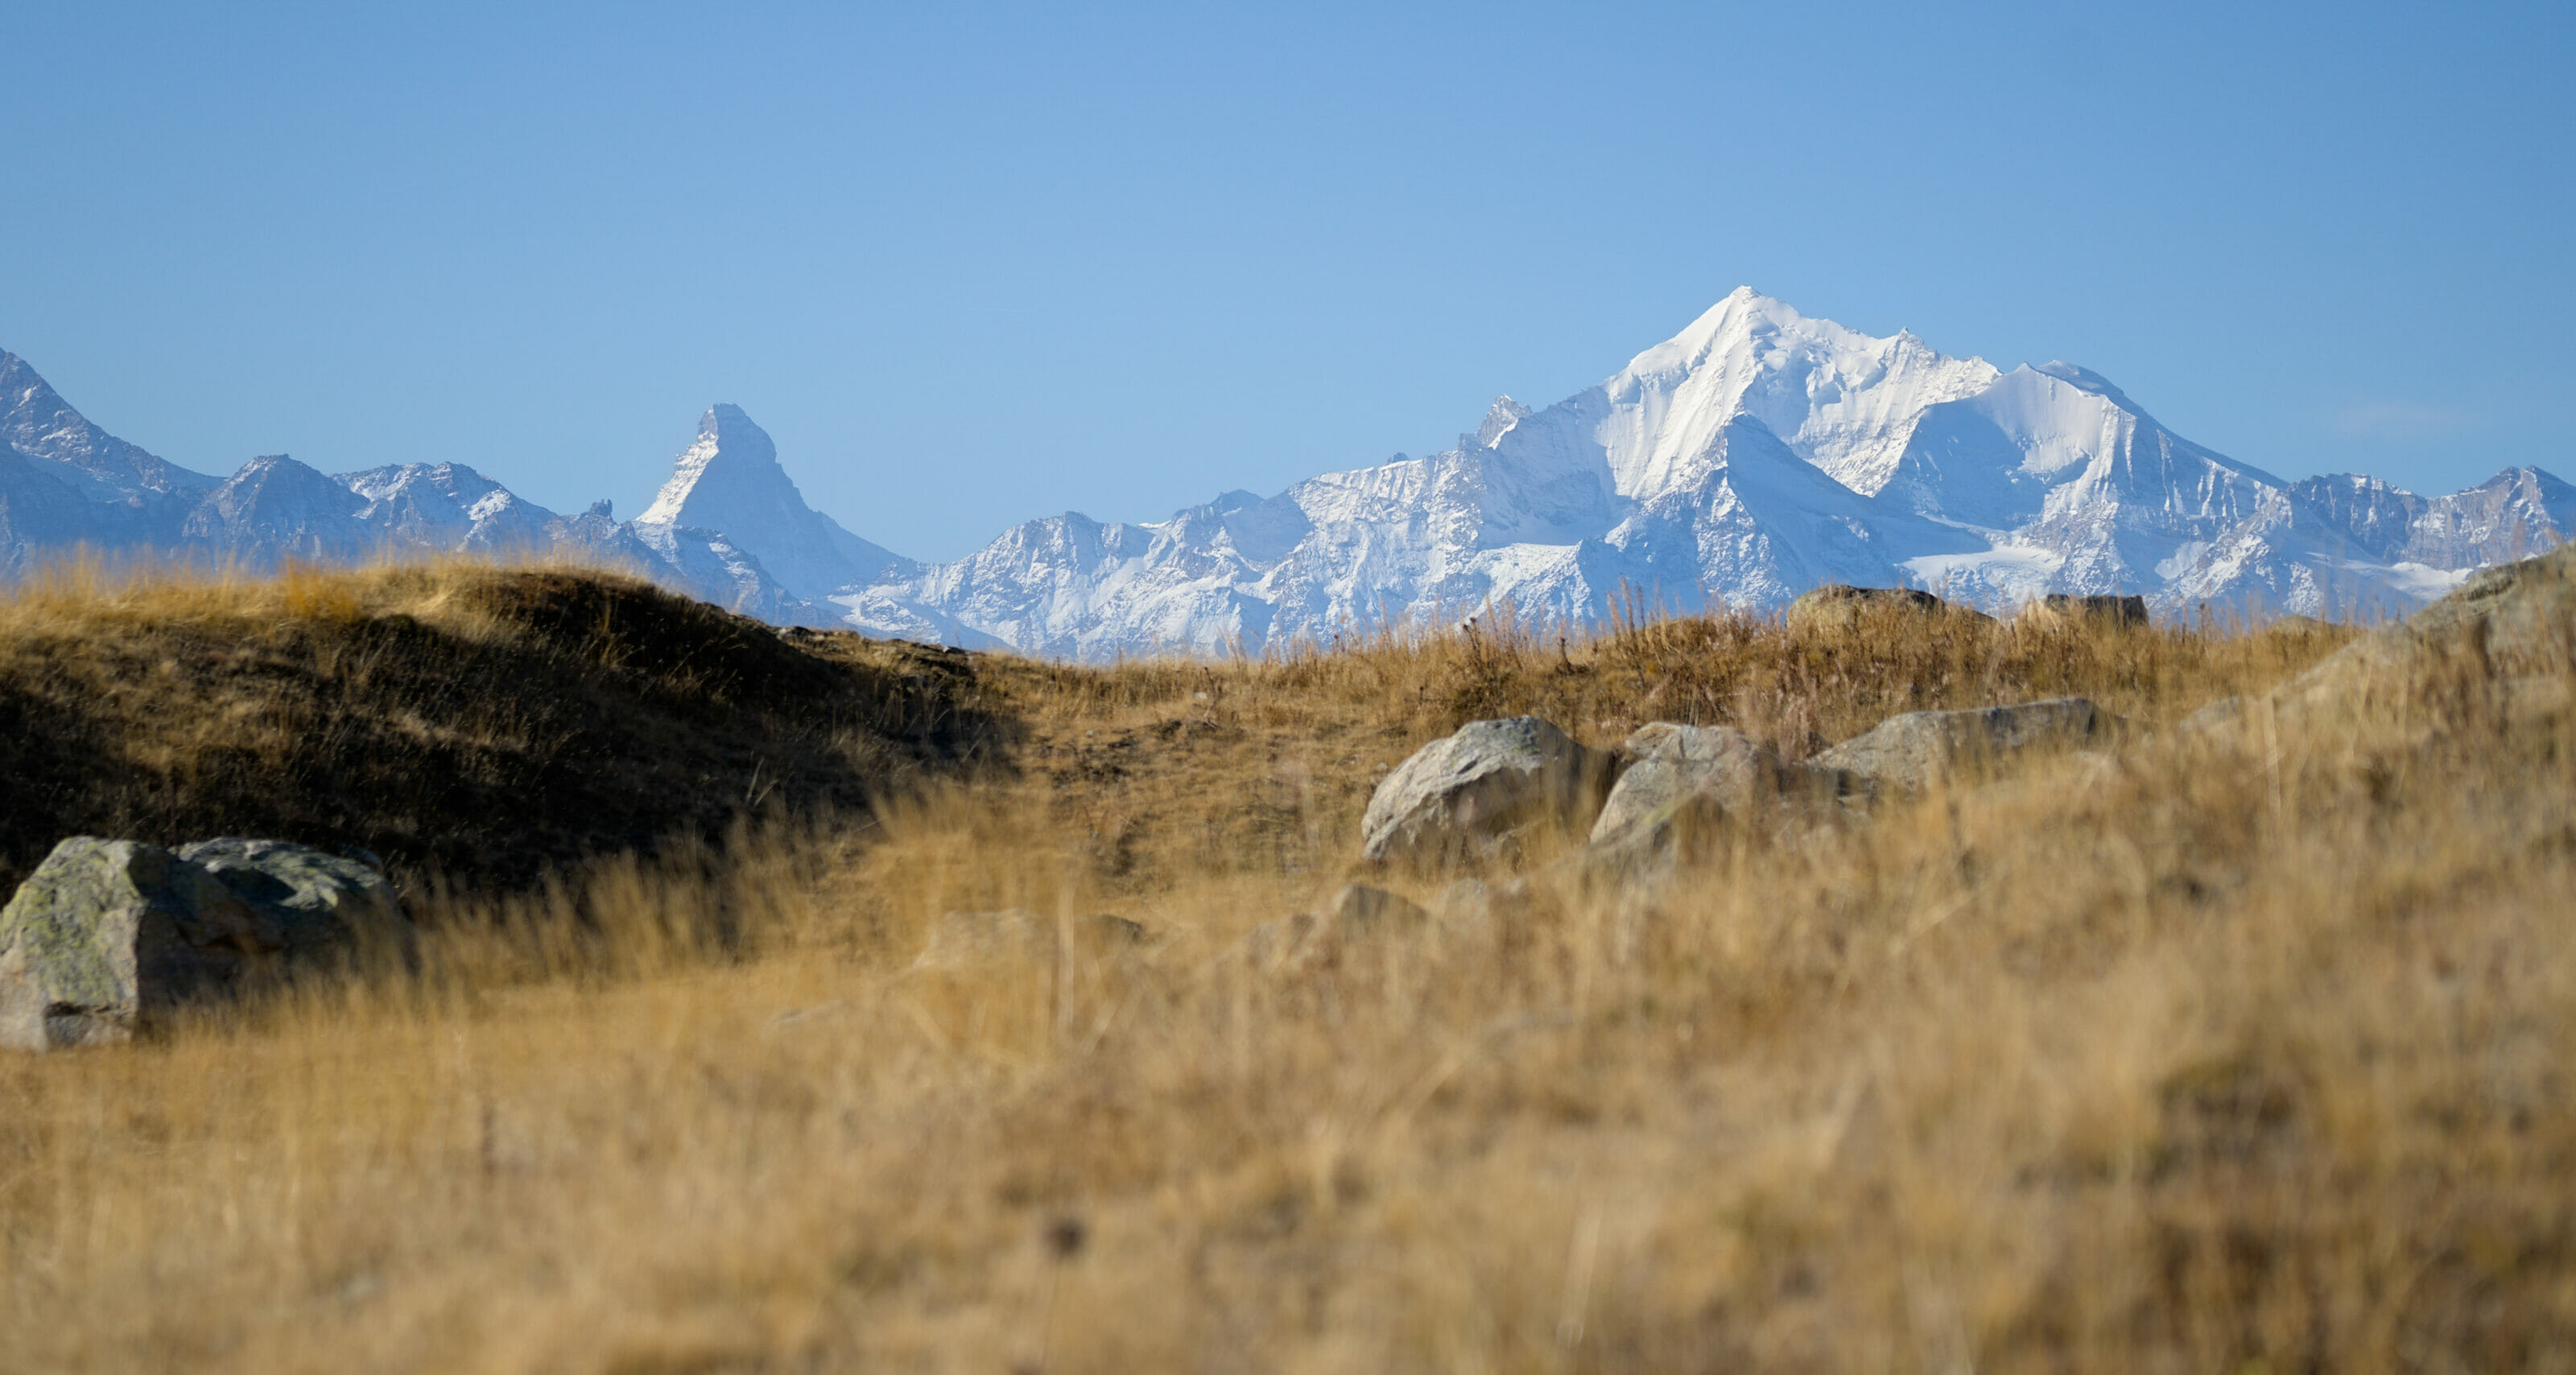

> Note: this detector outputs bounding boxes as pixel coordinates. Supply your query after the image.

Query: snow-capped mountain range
[0,350,822,622]
[7,289,2569,657]
[828,288,2570,654]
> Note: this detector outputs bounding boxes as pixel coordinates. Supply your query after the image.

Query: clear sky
[3,2,2569,560]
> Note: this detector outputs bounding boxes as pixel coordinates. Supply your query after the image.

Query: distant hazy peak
[700,402,775,457]
[1472,396,1532,449]
[641,403,785,525]
[0,349,218,493]
[634,402,909,600]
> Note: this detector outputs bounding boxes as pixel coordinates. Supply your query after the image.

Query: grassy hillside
[5,556,2573,1373]
[0,557,1003,894]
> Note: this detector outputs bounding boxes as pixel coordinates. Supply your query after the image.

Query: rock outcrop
[2035,593,2150,627]
[2191,541,2576,742]
[1811,698,2122,793]
[1787,584,1988,631]
[1589,725,1818,840]
[1575,724,1872,885]
[0,836,407,1051]
[1359,717,1618,869]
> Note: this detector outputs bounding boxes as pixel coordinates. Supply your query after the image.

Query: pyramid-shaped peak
[2,349,88,447]
[697,403,778,459]
[634,401,911,601]
[643,404,787,525]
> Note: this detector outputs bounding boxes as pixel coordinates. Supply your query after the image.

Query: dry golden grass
[3,558,2572,1373]
[0,551,1001,893]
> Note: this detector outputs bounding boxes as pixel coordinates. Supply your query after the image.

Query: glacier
[828,289,2572,654]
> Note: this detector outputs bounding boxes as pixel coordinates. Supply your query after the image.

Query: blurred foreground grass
[2,556,2570,1373]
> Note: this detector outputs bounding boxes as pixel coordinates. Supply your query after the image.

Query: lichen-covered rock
[1811,698,2120,793]
[0,836,407,1051]
[178,838,406,955]
[1360,716,1616,869]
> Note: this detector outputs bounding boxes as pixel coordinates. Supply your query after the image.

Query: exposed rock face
[1811,698,2120,793]
[1359,717,1617,869]
[0,836,405,1051]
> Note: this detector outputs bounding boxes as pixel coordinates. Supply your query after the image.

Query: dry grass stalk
[2,555,2568,1372]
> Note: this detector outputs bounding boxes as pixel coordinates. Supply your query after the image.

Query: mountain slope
[832,291,2568,654]
[0,352,826,622]
[637,405,910,602]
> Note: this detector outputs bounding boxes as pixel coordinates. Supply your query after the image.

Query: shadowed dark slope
[0,562,1009,896]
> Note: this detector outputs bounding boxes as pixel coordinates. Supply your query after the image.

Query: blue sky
[3,2,2568,559]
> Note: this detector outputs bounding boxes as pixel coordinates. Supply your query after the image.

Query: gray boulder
[0,836,407,1051]
[178,838,404,952]
[1590,725,1796,840]
[1811,698,2121,793]
[1579,724,1872,883]
[1359,716,1616,868]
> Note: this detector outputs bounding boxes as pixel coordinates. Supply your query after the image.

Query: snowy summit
[820,288,2571,654]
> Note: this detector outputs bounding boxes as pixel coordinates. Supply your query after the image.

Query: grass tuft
[2,556,2569,1372]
